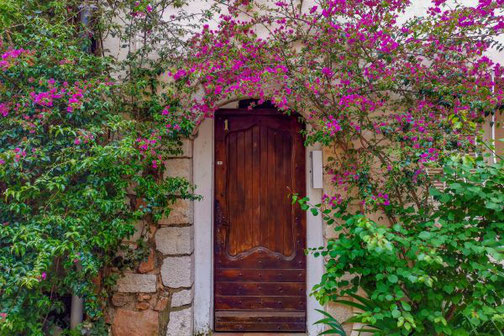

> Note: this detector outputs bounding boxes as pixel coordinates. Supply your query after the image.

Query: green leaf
[388,274,399,283]
[418,231,431,240]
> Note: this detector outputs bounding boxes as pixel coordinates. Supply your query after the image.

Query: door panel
[214,109,306,332]
[215,296,307,310]
[226,125,294,256]
[215,282,305,296]
[215,269,306,282]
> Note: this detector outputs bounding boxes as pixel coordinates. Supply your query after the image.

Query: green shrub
[310,156,504,335]
[0,1,196,334]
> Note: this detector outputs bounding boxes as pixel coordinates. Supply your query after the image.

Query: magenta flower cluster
[172,0,503,215]
[0,47,30,70]
[131,1,153,17]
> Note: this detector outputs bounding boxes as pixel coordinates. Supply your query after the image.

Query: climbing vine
[0,0,198,334]
[176,0,504,334]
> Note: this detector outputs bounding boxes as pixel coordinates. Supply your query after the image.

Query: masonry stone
[111,293,131,307]
[137,293,152,301]
[155,227,193,255]
[161,256,193,288]
[171,288,193,307]
[115,273,157,293]
[163,158,191,180]
[154,296,170,311]
[138,248,155,273]
[125,220,145,242]
[112,309,158,336]
[166,307,193,336]
[136,302,150,310]
[158,198,193,225]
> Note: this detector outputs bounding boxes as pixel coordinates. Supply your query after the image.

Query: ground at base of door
[213,333,306,336]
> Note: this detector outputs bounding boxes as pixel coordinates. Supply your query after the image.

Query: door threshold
[213,333,306,336]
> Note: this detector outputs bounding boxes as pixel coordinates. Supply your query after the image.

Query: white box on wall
[310,150,323,189]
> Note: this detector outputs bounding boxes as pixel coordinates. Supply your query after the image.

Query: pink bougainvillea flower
[0,103,8,117]
[173,69,187,80]
[321,67,333,78]
[0,48,29,70]
[325,116,342,135]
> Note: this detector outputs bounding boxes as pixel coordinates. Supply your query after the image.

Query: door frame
[193,112,325,336]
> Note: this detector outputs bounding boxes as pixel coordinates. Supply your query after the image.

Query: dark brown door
[214,109,306,332]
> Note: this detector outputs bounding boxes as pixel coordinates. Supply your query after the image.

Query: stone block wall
[109,139,195,336]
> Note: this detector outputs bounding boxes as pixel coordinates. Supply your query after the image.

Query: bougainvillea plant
[0,1,197,334]
[174,0,504,334]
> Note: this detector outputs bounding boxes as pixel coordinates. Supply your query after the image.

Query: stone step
[214,333,306,336]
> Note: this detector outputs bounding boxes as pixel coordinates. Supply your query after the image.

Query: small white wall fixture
[311,150,324,189]
[193,118,325,336]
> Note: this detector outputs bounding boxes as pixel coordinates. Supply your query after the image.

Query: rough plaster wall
[322,144,360,335]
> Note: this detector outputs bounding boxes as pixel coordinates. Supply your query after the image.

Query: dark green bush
[311,156,504,335]
[0,1,196,334]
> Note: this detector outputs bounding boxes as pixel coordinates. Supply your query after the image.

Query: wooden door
[214,109,306,332]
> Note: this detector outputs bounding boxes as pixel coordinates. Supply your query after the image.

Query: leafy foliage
[0,1,197,334]
[311,156,504,335]
[315,309,347,335]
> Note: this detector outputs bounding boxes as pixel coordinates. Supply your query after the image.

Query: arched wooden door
[214,109,306,332]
